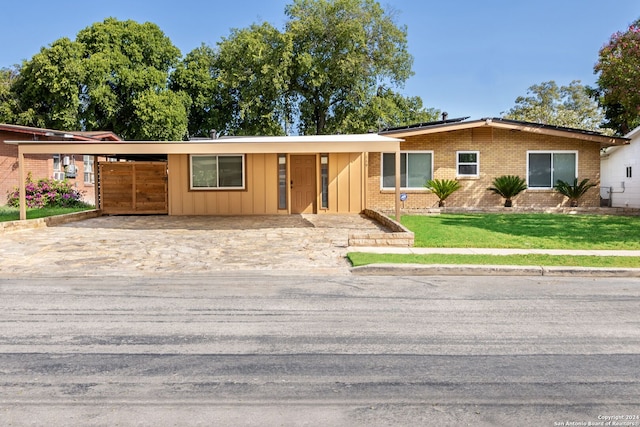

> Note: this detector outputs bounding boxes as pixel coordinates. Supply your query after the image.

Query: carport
[7,134,403,220]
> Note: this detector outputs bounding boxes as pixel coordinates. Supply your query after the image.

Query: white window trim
[456,150,480,178]
[526,150,578,190]
[380,151,434,190]
[190,154,246,190]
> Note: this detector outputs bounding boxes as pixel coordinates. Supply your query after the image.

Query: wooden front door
[99,161,168,214]
[291,155,316,214]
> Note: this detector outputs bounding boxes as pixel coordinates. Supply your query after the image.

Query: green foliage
[425,179,461,207]
[487,175,527,207]
[6,174,87,208]
[0,67,19,123]
[593,18,640,135]
[400,214,640,250]
[286,0,415,134]
[554,178,596,207]
[502,80,607,132]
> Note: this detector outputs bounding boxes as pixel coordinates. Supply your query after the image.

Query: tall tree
[77,18,186,140]
[0,66,20,123]
[592,18,640,135]
[286,0,413,134]
[170,44,232,138]
[6,18,187,140]
[215,23,292,135]
[502,80,607,132]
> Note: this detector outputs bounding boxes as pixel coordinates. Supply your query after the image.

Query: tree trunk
[504,199,513,207]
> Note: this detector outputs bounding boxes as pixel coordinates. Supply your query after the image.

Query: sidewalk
[347,246,640,257]
[347,246,640,277]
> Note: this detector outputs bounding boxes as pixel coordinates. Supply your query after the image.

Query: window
[320,154,329,209]
[381,152,433,189]
[52,154,65,181]
[278,154,287,209]
[83,155,94,184]
[627,166,633,179]
[527,151,577,188]
[190,155,245,190]
[457,151,479,177]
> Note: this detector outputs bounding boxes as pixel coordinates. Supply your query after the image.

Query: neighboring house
[601,126,640,208]
[7,117,627,219]
[0,124,122,206]
[374,117,628,210]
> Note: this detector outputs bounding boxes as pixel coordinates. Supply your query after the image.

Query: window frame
[189,154,245,190]
[456,151,480,178]
[380,151,434,190]
[526,150,578,189]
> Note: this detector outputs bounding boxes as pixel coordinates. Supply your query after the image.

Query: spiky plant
[425,179,461,207]
[487,175,527,207]
[555,178,596,207]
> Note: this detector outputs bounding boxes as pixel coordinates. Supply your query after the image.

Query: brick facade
[0,130,98,206]
[367,127,602,210]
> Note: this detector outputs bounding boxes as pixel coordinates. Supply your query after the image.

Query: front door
[291,155,316,214]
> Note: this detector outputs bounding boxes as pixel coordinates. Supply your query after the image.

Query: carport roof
[6,133,402,155]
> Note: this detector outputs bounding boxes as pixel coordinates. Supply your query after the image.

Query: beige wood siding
[169,152,364,215]
[168,154,281,215]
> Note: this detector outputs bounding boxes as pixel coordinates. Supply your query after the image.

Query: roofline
[6,134,403,155]
[380,117,629,147]
[0,123,122,141]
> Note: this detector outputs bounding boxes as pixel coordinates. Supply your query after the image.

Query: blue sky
[2,0,639,120]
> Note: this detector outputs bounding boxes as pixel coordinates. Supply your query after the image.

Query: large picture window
[381,152,433,189]
[527,151,576,188]
[190,155,245,190]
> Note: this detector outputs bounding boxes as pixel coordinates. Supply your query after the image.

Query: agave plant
[425,179,461,207]
[487,175,527,207]
[555,178,596,207]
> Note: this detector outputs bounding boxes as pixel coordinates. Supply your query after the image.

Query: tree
[10,38,85,130]
[592,18,640,135]
[502,80,607,132]
[5,18,186,140]
[286,0,414,135]
[554,178,596,207]
[214,23,292,135]
[0,66,19,123]
[170,44,232,138]
[77,18,185,140]
[425,179,461,208]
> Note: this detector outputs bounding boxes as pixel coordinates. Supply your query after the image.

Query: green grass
[401,213,640,250]
[0,205,94,222]
[347,252,640,268]
[348,213,640,268]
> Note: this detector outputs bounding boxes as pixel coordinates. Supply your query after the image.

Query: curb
[0,210,101,233]
[351,263,640,277]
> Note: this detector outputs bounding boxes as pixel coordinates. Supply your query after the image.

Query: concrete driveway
[0,214,387,277]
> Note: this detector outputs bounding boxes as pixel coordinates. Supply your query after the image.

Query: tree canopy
[592,18,640,135]
[502,80,607,132]
[0,1,439,138]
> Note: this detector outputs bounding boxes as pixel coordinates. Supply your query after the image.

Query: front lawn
[347,213,640,268]
[0,206,94,222]
[401,213,640,250]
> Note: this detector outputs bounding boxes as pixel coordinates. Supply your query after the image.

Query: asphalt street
[1,274,639,426]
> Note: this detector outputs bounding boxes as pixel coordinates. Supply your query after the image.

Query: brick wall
[0,130,97,205]
[367,127,602,210]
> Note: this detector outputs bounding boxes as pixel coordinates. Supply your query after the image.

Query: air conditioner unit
[53,171,65,181]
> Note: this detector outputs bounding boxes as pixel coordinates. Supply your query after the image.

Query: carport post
[18,148,26,221]
[395,149,401,222]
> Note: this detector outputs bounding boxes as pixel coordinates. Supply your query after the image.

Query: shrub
[555,178,596,207]
[487,175,527,207]
[7,173,87,208]
[425,179,461,207]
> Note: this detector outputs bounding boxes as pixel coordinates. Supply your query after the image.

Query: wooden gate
[98,162,168,214]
